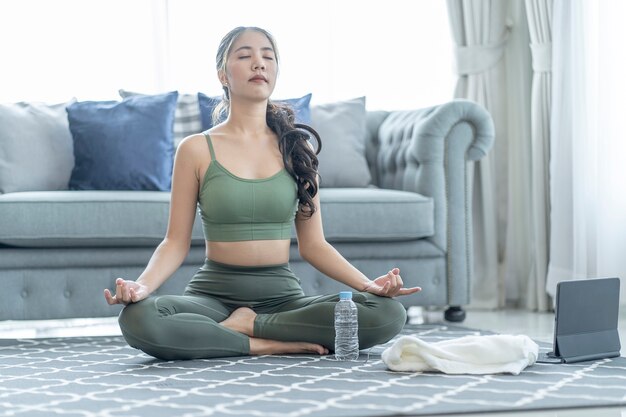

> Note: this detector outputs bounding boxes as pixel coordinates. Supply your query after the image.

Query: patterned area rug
[1,324,625,417]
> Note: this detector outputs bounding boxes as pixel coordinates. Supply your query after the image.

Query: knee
[118,299,164,356]
[359,295,407,348]
[373,296,407,330]
[118,298,200,361]
[118,298,152,333]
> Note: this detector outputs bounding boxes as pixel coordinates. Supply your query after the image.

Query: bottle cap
[339,291,353,300]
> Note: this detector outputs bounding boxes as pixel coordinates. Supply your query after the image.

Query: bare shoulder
[178,133,207,150]
[173,133,208,159]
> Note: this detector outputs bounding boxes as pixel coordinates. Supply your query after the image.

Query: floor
[1,307,624,417]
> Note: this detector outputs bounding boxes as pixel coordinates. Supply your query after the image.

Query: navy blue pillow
[67,92,178,191]
[198,92,312,130]
[197,93,222,131]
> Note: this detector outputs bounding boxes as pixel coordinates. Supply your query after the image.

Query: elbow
[298,240,328,262]
[298,245,310,262]
[160,236,192,256]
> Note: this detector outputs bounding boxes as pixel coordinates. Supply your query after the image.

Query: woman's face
[222,30,278,102]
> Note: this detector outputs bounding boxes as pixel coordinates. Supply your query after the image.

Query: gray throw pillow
[119,89,202,147]
[309,97,372,187]
[0,100,76,194]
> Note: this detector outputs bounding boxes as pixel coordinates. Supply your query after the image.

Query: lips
[249,75,268,82]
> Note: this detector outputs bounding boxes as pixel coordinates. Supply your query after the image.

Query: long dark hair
[214,26,322,217]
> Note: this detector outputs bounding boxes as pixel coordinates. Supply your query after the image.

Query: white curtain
[548,0,626,303]
[523,0,553,311]
[446,0,513,308]
[502,0,534,309]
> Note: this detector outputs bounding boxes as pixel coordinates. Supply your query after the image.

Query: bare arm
[294,177,421,297]
[104,135,202,305]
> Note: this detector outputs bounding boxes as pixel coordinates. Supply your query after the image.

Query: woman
[104,26,421,360]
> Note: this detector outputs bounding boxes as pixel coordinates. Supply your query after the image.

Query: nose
[252,54,266,70]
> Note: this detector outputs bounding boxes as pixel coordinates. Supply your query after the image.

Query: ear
[217,70,227,86]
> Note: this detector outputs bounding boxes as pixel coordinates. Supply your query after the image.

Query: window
[0,0,454,110]
[0,0,159,102]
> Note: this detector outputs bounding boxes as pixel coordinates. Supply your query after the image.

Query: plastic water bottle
[334,291,359,361]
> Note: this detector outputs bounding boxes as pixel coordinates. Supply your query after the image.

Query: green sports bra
[197,132,298,242]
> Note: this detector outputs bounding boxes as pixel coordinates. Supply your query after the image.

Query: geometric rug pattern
[1,324,625,417]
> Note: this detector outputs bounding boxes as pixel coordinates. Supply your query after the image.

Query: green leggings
[118,259,407,360]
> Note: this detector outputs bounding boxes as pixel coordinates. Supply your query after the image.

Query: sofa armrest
[375,99,494,305]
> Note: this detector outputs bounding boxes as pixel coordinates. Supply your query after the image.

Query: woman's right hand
[104,278,149,306]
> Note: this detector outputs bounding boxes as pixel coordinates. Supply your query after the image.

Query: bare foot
[249,338,329,356]
[221,307,329,356]
[221,307,256,336]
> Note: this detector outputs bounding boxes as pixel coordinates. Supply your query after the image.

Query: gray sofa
[0,99,493,322]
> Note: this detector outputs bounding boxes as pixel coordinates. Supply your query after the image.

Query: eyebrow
[233,46,275,54]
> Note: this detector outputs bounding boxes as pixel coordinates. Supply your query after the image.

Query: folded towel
[382,334,539,375]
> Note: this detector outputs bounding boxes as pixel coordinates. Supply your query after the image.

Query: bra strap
[203,132,216,161]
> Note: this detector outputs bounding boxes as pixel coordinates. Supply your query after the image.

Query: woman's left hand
[363,268,421,297]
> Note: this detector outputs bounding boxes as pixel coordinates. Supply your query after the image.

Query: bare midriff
[206,239,292,266]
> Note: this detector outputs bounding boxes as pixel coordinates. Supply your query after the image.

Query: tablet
[538,277,621,364]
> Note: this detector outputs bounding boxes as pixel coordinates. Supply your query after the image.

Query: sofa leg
[444,306,466,322]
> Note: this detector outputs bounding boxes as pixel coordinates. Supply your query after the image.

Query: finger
[381,281,391,295]
[394,273,403,289]
[393,275,406,296]
[122,282,132,303]
[388,271,399,289]
[392,267,400,275]
[105,288,121,305]
[117,281,132,304]
[129,287,139,303]
[104,289,117,305]
[398,287,422,296]
[315,345,330,355]
[396,275,404,288]
[115,282,124,302]
[388,286,401,297]
[115,278,125,303]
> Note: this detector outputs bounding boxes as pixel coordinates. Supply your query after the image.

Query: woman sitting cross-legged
[104,26,421,360]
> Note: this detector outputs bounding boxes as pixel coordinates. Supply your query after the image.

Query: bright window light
[0,0,455,110]
[0,0,159,102]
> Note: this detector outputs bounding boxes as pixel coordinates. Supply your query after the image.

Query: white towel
[382,334,539,375]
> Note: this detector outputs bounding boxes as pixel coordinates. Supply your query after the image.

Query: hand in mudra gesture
[363,268,421,298]
[104,278,149,305]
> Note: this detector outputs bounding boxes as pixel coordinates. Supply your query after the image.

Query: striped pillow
[119,89,202,147]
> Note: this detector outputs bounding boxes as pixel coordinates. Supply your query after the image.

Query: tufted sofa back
[364,111,389,188]
[363,100,494,268]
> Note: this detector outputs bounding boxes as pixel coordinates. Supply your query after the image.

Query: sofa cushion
[198,92,312,129]
[310,97,372,188]
[119,89,202,147]
[316,188,433,241]
[0,191,204,247]
[67,91,178,191]
[0,188,433,248]
[0,100,76,194]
